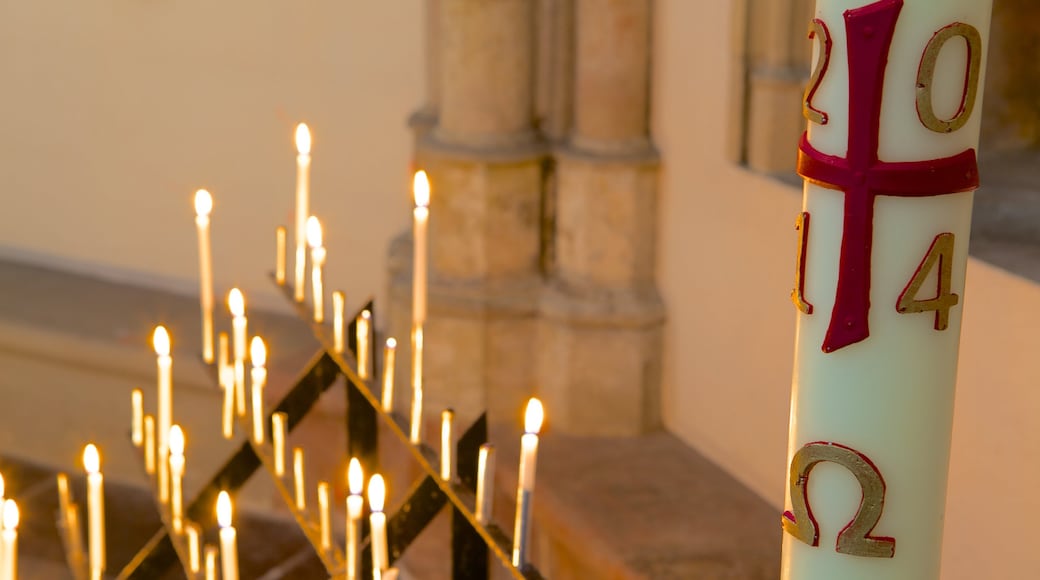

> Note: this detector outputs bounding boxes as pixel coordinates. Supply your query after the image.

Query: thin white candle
[153,326,172,504]
[204,545,218,580]
[357,310,371,379]
[294,123,312,303]
[440,409,454,481]
[216,491,238,580]
[186,524,201,573]
[275,226,287,286]
[368,474,389,577]
[475,444,495,524]
[346,458,364,580]
[194,189,215,364]
[228,289,247,417]
[218,332,229,379]
[409,327,424,444]
[293,447,306,510]
[221,366,234,440]
[381,338,397,412]
[83,444,105,579]
[169,425,186,533]
[308,216,326,323]
[250,337,267,444]
[0,500,18,580]
[272,412,287,477]
[131,389,143,447]
[512,398,543,568]
[143,415,156,474]
[317,481,331,552]
[412,171,430,326]
[333,291,346,353]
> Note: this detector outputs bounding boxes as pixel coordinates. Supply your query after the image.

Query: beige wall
[654,1,1040,578]
[0,1,422,314]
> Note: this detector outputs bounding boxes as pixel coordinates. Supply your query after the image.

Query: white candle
[221,366,234,440]
[307,216,326,323]
[131,389,143,447]
[143,414,156,474]
[228,289,247,418]
[83,444,105,579]
[293,447,306,510]
[169,425,186,533]
[250,337,267,444]
[381,338,397,412]
[216,491,238,580]
[275,225,287,286]
[0,500,18,580]
[440,409,454,481]
[512,398,543,568]
[272,412,287,477]
[194,189,215,364]
[356,310,371,379]
[153,326,172,504]
[368,474,389,577]
[346,458,364,580]
[412,171,430,326]
[294,123,312,303]
[475,443,495,524]
[317,481,331,552]
[333,291,346,353]
[186,524,201,573]
[218,332,229,379]
[204,545,218,580]
[409,327,424,444]
[783,2,994,579]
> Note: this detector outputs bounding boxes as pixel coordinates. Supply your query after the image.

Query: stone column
[540,0,664,436]
[391,0,543,433]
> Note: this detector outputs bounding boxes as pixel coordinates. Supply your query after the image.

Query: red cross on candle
[797,0,979,353]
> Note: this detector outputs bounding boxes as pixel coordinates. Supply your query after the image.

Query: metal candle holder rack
[57,278,544,579]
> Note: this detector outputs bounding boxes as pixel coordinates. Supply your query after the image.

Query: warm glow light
[413,171,430,208]
[217,491,232,528]
[153,326,171,356]
[524,398,544,434]
[228,288,245,317]
[170,425,185,456]
[348,458,363,495]
[295,123,312,156]
[368,474,386,512]
[387,337,397,349]
[2,500,18,530]
[194,189,213,217]
[306,216,323,249]
[250,336,267,367]
[83,444,100,474]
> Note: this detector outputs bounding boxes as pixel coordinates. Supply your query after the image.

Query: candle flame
[306,216,323,249]
[194,189,213,217]
[2,500,18,530]
[348,457,364,495]
[368,474,386,512]
[386,337,397,349]
[228,288,245,317]
[217,491,233,528]
[413,171,430,208]
[524,398,544,434]
[153,325,171,356]
[250,336,267,367]
[170,425,185,456]
[83,444,100,474]
[295,123,312,155]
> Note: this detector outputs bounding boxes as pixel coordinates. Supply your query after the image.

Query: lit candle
[293,447,306,510]
[368,474,389,578]
[356,310,371,379]
[143,414,156,474]
[381,338,397,412]
[186,524,201,573]
[307,216,326,323]
[250,337,267,444]
[169,425,185,533]
[475,443,495,524]
[271,412,287,477]
[412,171,430,326]
[409,327,424,444]
[782,2,994,579]
[512,398,543,568]
[194,189,215,364]
[131,389,143,447]
[317,481,331,552]
[221,366,234,440]
[440,409,454,481]
[228,289,247,417]
[294,123,312,303]
[275,226,287,286]
[218,332,229,379]
[0,499,18,580]
[153,326,172,504]
[204,545,218,580]
[83,444,105,579]
[216,491,238,580]
[333,291,345,353]
[345,458,364,580]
